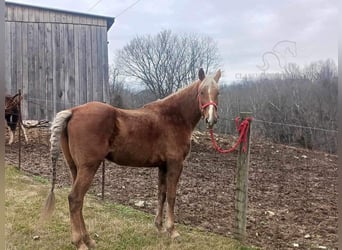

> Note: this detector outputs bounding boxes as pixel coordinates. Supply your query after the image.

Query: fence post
[102,160,105,200]
[18,89,22,171]
[234,111,252,241]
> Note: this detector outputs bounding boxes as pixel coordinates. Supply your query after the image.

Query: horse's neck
[160,81,202,130]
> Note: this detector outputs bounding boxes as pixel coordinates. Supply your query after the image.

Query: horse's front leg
[154,165,167,232]
[165,159,183,239]
[8,128,14,145]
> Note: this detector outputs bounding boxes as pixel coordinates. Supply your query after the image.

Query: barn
[5,1,115,121]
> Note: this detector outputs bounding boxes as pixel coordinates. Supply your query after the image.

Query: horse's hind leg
[20,123,28,143]
[154,165,167,232]
[68,162,101,249]
[165,160,183,239]
[61,133,77,183]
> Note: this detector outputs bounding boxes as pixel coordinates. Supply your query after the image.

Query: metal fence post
[18,89,22,170]
[234,112,252,241]
[102,160,105,200]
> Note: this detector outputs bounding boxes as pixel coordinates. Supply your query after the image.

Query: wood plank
[21,22,29,119]
[91,26,98,101]
[27,22,35,119]
[38,22,45,120]
[5,5,8,21]
[66,24,75,108]
[28,8,35,22]
[73,14,80,25]
[79,15,87,26]
[86,17,93,25]
[15,22,23,100]
[61,23,68,109]
[34,8,41,22]
[5,22,11,94]
[50,10,56,23]
[58,23,66,111]
[74,25,80,106]
[44,23,53,121]
[14,6,22,22]
[22,7,29,22]
[102,28,109,103]
[79,25,87,104]
[10,22,17,94]
[51,23,60,116]
[61,13,67,23]
[92,17,98,26]
[55,12,62,23]
[32,23,39,119]
[85,26,93,102]
[7,5,14,21]
[43,10,50,23]
[96,26,103,101]
[66,13,73,24]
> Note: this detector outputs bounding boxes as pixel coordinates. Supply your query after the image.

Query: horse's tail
[40,109,72,222]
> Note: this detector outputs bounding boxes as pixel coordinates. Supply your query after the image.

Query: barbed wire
[19,96,340,134]
[252,119,338,133]
[218,117,338,134]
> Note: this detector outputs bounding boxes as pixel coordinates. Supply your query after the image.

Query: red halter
[197,83,218,115]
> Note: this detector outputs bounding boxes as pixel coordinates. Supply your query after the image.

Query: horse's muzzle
[205,117,217,129]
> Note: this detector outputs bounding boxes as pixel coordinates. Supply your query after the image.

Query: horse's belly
[106,147,164,167]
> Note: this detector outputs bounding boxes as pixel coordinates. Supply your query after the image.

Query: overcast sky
[10,0,338,83]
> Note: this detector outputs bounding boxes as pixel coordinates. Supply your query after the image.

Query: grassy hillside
[5,166,256,250]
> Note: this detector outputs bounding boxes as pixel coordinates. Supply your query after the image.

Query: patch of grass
[32,174,49,184]
[5,165,258,250]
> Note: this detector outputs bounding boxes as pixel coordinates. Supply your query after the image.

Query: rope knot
[209,116,252,154]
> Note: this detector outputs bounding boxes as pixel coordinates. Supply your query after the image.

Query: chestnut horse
[41,68,221,249]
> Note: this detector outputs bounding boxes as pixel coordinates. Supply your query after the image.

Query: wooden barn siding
[5,5,110,120]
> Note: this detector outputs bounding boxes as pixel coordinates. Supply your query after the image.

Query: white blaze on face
[207,84,215,126]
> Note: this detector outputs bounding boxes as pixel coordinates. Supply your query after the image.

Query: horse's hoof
[86,239,96,249]
[171,230,180,240]
[154,222,163,232]
[77,243,89,250]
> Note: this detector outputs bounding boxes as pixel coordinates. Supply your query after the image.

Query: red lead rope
[209,116,253,154]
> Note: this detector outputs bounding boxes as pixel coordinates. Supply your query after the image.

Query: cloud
[9,0,338,84]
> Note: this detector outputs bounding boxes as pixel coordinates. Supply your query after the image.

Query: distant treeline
[109,59,337,153]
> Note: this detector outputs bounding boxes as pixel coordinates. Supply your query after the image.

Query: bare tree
[116,30,221,98]
[218,59,337,153]
[108,66,125,108]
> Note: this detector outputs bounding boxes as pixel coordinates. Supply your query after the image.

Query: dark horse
[42,68,221,249]
[5,93,28,145]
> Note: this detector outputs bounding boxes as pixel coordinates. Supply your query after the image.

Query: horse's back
[65,101,192,167]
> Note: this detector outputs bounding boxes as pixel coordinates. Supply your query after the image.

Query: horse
[41,68,221,250]
[5,93,28,145]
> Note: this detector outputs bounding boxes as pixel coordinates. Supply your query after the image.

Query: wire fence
[4,92,338,249]
[202,115,338,154]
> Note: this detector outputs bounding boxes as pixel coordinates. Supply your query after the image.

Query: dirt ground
[5,127,337,250]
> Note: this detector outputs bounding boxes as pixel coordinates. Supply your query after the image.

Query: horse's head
[197,68,221,129]
[5,93,22,113]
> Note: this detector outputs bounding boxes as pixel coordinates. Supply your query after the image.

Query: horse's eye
[200,91,204,95]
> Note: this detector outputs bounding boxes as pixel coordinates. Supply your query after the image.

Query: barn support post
[234,111,252,241]
[18,89,22,171]
[102,160,105,200]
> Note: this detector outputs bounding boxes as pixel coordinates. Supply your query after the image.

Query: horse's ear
[198,68,205,81]
[213,69,221,83]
